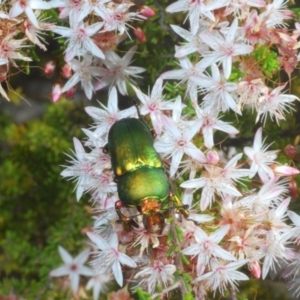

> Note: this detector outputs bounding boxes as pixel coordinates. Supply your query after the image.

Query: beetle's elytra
[106,118,188,234]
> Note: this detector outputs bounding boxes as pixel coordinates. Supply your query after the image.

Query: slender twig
[230,287,238,300]
[169,201,189,297]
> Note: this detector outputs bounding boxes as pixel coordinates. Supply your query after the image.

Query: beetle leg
[150,129,157,139]
[169,192,190,218]
[115,200,139,228]
[132,100,143,119]
[103,144,109,154]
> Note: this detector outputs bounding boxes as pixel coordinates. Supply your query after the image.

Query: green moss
[0,99,91,298]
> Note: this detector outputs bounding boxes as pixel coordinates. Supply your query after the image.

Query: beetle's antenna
[159,205,189,213]
[131,99,157,138]
[127,212,142,218]
[131,99,143,120]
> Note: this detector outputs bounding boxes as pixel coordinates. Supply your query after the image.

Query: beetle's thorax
[115,158,161,176]
[140,198,161,214]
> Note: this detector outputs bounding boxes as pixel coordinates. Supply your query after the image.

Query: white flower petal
[112,261,123,286]
[50,265,69,277]
[118,253,137,268]
[58,246,73,263]
[74,248,90,265]
[288,210,300,226]
[87,232,110,250]
[70,273,80,292]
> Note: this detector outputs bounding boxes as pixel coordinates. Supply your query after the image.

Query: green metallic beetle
[104,117,189,234]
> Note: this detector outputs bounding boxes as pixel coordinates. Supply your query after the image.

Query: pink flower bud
[250,260,261,278]
[283,10,294,18]
[65,86,76,99]
[51,82,62,103]
[107,285,133,300]
[61,63,72,79]
[284,144,296,159]
[289,178,299,198]
[134,27,146,42]
[0,64,8,82]
[44,60,56,76]
[140,6,155,18]
[206,150,220,165]
[273,165,300,176]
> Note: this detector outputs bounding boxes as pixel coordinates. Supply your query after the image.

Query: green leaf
[175,225,184,242]
[167,244,174,257]
[183,292,195,300]
[181,254,190,265]
[136,288,151,300]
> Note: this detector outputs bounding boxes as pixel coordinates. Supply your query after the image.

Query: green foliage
[252,45,280,77]
[0,100,92,298]
[122,0,181,88]
[229,65,244,82]
[239,279,294,300]
[183,292,195,300]
[136,288,152,300]
[290,7,300,19]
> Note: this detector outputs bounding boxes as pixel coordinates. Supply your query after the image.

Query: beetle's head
[140,199,164,234]
[143,212,165,234]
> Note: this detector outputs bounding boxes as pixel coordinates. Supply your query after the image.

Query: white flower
[260,0,292,28]
[287,210,300,243]
[225,0,265,18]
[0,33,32,64]
[239,178,287,212]
[261,231,293,279]
[87,232,137,287]
[182,225,236,275]
[62,55,102,99]
[132,227,160,257]
[181,154,253,210]
[170,24,209,58]
[193,63,240,114]
[155,115,206,177]
[95,46,145,95]
[9,0,51,28]
[77,0,110,22]
[52,20,104,61]
[256,84,299,124]
[87,171,117,203]
[23,13,53,51]
[193,259,249,296]
[237,79,267,109]
[264,197,291,233]
[96,3,144,36]
[49,0,84,21]
[193,103,239,149]
[85,86,136,138]
[134,260,176,294]
[50,246,93,293]
[131,78,177,134]
[199,18,253,79]
[160,54,205,100]
[86,271,110,300]
[166,0,228,34]
[61,137,92,200]
[244,127,279,182]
